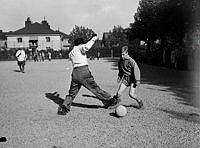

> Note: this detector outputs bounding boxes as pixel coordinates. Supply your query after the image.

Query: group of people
[33,50,51,62]
[33,50,45,62]
[15,48,52,73]
[15,34,143,114]
[58,34,143,115]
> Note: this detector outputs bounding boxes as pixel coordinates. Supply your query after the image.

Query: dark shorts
[121,75,136,88]
[17,61,25,66]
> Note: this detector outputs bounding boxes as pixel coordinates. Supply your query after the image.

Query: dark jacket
[118,56,140,81]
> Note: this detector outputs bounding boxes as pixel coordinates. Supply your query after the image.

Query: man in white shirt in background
[58,34,121,115]
[15,46,26,73]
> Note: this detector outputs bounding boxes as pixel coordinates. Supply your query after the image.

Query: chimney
[42,17,50,29]
[25,17,32,27]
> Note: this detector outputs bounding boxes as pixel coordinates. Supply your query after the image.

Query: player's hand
[136,80,140,86]
[91,33,97,38]
[91,34,98,42]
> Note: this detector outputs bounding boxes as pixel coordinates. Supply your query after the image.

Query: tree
[105,26,128,47]
[127,0,196,66]
[68,25,96,45]
[128,0,195,47]
[110,26,128,46]
[128,0,161,50]
[126,0,162,63]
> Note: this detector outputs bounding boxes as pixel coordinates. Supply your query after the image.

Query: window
[17,38,22,43]
[46,37,50,42]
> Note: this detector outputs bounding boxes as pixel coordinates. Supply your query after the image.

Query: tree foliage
[68,25,95,45]
[105,25,128,47]
[125,0,200,69]
[110,26,128,46]
[127,0,196,49]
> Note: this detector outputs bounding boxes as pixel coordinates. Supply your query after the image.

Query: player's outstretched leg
[82,74,120,109]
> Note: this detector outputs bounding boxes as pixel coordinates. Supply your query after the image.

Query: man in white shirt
[15,47,26,73]
[58,34,120,115]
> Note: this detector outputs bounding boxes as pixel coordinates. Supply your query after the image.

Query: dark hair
[74,38,85,46]
[121,46,128,54]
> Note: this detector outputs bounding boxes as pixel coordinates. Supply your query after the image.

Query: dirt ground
[0,59,200,148]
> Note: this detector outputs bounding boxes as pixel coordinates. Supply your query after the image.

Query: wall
[7,36,29,48]
[0,40,6,48]
[7,35,61,50]
[37,35,61,51]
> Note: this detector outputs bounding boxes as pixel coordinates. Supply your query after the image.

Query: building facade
[6,17,70,51]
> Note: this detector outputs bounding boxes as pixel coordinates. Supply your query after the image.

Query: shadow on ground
[109,112,121,118]
[45,92,103,109]
[158,108,200,124]
[102,58,199,108]
[13,70,21,72]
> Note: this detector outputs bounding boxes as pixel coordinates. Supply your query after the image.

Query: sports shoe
[0,137,7,142]
[57,105,70,115]
[102,96,121,109]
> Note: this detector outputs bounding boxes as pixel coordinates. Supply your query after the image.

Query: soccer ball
[115,105,127,117]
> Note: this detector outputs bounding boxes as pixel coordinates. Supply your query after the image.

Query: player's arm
[130,58,141,85]
[80,34,97,52]
[117,60,123,82]
[16,51,21,57]
[22,50,26,60]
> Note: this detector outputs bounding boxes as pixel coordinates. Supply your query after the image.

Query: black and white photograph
[0,0,200,147]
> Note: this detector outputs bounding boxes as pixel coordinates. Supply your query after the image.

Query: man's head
[19,45,24,50]
[121,46,129,59]
[74,38,85,46]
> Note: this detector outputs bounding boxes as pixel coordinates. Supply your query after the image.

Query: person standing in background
[15,46,26,73]
[48,51,51,61]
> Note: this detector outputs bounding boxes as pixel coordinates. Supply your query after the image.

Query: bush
[0,48,16,61]
[128,44,146,63]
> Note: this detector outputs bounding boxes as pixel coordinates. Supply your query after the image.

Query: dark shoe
[103,96,121,109]
[101,100,110,108]
[137,100,143,109]
[57,105,70,115]
[0,137,7,142]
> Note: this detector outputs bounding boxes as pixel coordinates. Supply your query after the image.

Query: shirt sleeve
[80,36,97,52]
[16,51,20,57]
[130,58,140,81]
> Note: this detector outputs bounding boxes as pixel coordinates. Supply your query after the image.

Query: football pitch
[0,59,199,148]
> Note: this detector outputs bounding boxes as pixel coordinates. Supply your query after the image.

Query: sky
[0,0,139,38]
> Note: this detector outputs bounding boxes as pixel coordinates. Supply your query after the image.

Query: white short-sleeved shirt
[16,49,26,62]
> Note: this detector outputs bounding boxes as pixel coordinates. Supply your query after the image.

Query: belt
[73,65,88,69]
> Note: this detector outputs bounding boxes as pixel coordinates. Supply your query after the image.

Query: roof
[55,30,70,39]
[8,22,60,36]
